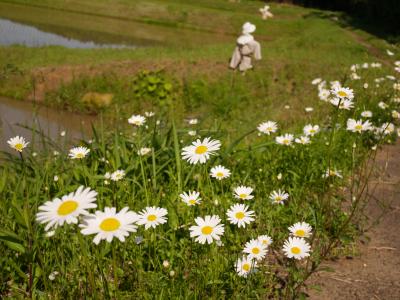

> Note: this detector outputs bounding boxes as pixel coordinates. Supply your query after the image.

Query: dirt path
[307,142,400,299]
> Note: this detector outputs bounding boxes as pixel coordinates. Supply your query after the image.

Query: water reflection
[0,97,95,152]
[0,18,133,48]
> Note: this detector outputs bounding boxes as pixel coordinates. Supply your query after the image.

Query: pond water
[0,2,231,49]
[0,18,133,49]
[0,97,95,153]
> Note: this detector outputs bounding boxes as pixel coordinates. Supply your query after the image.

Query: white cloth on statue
[229,34,262,72]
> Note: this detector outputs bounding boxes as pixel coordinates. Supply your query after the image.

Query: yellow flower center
[239,193,247,199]
[355,124,363,131]
[235,212,245,219]
[275,196,282,202]
[216,172,224,177]
[15,143,24,151]
[338,91,347,97]
[252,247,260,254]
[310,129,315,133]
[147,214,157,221]
[201,226,213,235]
[261,240,269,246]
[99,218,121,231]
[189,199,196,205]
[57,200,78,216]
[291,247,301,254]
[76,153,84,158]
[195,145,208,154]
[242,263,250,272]
[295,229,305,237]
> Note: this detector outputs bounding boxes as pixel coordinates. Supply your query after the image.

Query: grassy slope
[0,0,398,135]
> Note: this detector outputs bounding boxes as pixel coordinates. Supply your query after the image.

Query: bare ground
[307,142,400,299]
[28,59,228,101]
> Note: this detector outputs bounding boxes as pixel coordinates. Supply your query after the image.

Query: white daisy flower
[257,121,278,135]
[289,222,313,238]
[363,83,369,89]
[144,111,155,117]
[210,165,231,180]
[128,114,146,126]
[378,123,395,135]
[188,118,198,125]
[48,271,59,281]
[392,110,400,119]
[330,81,342,90]
[189,215,225,244]
[346,119,373,133]
[386,49,394,56]
[233,186,254,200]
[318,89,330,101]
[181,137,221,164]
[257,235,273,247]
[80,207,138,244]
[243,238,268,260]
[269,189,289,205]
[136,206,168,229]
[378,101,388,109]
[295,136,311,145]
[350,73,360,80]
[7,136,29,152]
[69,146,90,159]
[330,98,354,110]
[138,147,152,156]
[104,172,111,179]
[276,134,294,146]
[283,237,311,260]
[188,130,197,136]
[36,186,97,231]
[311,78,322,85]
[305,107,314,112]
[394,83,400,91]
[180,191,201,206]
[235,256,257,277]
[303,124,320,136]
[331,87,354,100]
[110,170,125,181]
[322,168,343,178]
[386,75,396,81]
[317,81,327,90]
[361,111,372,118]
[226,203,255,228]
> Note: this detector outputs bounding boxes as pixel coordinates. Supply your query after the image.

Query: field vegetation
[0,0,399,298]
